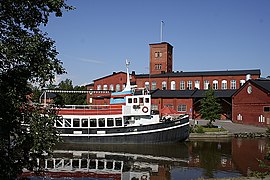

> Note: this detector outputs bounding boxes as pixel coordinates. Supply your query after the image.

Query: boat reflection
[22,143,190,180]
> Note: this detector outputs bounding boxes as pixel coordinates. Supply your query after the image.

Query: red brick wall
[136,74,260,90]
[149,43,173,75]
[151,98,193,117]
[232,82,270,126]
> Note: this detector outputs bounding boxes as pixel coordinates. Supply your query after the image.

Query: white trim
[60,121,189,137]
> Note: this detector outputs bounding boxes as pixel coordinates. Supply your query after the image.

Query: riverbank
[189,119,268,140]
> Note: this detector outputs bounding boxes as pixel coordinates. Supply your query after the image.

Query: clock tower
[149,42,173,75]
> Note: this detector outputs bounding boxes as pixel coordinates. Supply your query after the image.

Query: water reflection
[21,138,270,180]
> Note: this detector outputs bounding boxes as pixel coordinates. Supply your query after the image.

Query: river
[21,137,270,180]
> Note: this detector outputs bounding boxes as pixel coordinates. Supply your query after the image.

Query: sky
[44,0,270,86]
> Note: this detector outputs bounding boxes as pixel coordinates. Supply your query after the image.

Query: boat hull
[57,116,190,144]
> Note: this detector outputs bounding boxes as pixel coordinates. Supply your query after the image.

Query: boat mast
[123,59,131,92]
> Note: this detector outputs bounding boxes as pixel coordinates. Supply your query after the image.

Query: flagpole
[160,20,164,42]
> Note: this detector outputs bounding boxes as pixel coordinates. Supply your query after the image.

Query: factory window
[213,80,218,90]
[155,51,162,58]
[187,81,192,90]
[195,80,200,89]
[97,85,101,90]
[178,104,187,112]
[180,81,185,90]
[162,81,167,90]
[145,81,150,90]
[231,80,236,89]
[204,80,209,90]
[264,107,270,112]
[116,84,120,92]
[103,84,108,90]
[152,81,157,90]
[221,80,227,90]
[155,64,162,70]
[171,81,176,90]
[110,84,114,91]
[240,80,245,86]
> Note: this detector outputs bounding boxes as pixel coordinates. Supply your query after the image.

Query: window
[155,51,162,58]
[145,98,149,103]
[98,118,105,127]
[89,97,92,104]
[73,118,80,127]
[122,84,125,90]
[139,97,144,104]
[165,104,173,108]
[90,118,97,127]
[103,84,108,90]
[240,80,245,86]
[264,107,270,112]
[115,118,122,126]
[152,81,156,90]
[213,80,218,90]
[110,84,114,91]
[171,81,176,90]
[204,80,209,90]
[107,118,114,127]
[81,118,88,127]
[151,104,158,110]
[187,81,192,90]
[145,81,150,90]
[162,81,167,90]
[180,81,185,90]
[128,98,132,103]
[116,84,120,92]
[230,80,236,89]
[155,64,162,70]
[97,85,101,90]
[221,80,227,90]
[64,118,72,127]
[178,104,187,112]
[195,80,200,89]
[133,98,138,103]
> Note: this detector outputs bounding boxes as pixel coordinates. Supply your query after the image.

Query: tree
[0,0,72,179]
[199,87,222,127]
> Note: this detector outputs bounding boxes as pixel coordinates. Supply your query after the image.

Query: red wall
[232,82,270,126]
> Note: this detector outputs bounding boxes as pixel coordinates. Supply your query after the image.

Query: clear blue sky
[44,0,270,86]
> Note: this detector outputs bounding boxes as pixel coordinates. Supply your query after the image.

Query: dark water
[21,138,270,180]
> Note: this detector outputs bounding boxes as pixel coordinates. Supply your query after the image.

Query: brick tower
[149,42,173,75]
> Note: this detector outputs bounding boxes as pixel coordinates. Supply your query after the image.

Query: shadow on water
[20,138,270,180]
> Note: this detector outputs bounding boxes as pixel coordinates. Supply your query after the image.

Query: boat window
[134,98,138,103]
[90,119,97,127]
[81,118,88,127]
[64,118,72,127]
[89,160,96,169]
[115,161,122,170]
[73,118,80,127]
[81,159,87,168]
[98,118,105,127]
[106,161,113,169]
[56,117,63,127]
[139,97,144,103]
[107,118,114,127]
[98,160,104,169]
[115,117,122,126]
[128,98,132,103]
[72,159,79,168]
[145,98,150,103]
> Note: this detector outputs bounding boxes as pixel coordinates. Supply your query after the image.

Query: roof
[250,79,270,93]
[136,69,261,78]
[93,71,126,82]
[151,89,236,98]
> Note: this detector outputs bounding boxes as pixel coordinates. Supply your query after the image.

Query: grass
[190,125,227,133]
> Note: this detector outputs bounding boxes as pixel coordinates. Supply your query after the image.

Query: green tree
[0,0,72,179]
[199,87,222,127]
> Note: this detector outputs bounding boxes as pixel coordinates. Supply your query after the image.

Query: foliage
[191,125,205,133]
[199,87,222,127]
[0,0,72,179]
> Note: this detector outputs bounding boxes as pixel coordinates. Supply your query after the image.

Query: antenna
[123,59,131,92]
[160,20,164,42]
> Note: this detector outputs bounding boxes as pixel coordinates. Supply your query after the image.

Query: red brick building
[232,79,270,126]
[86,42,261,120]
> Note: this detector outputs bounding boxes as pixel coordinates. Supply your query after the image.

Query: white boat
[51,61,190,144]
